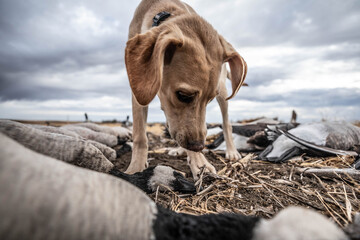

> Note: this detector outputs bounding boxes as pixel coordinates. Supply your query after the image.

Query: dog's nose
[187,141,204,152]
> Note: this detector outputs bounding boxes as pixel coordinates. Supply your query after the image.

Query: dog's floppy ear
[125,26,184,106]
[219,36,248,100]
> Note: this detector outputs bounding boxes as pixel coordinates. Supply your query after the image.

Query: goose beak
[176,178,197,194]
[172,172,196,194]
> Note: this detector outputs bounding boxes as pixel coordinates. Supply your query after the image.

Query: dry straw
[150,153,360,229]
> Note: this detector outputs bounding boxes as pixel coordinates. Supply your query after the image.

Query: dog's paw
[187,153,216,180]
[168,147,186,156]
[225,149,242,161]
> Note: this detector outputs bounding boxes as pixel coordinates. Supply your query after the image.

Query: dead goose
[155,205,349,240]
[109,165,196,194]
[61,125,121,147]
[260,121,360,162]
[0,121,195,194]
[207,112,299,152]
[0,119,114,172]
[209,133,257,152]
[73,122,132,140]
[31,124,117,161]
[207,122,298,152]
[0,133,348,240]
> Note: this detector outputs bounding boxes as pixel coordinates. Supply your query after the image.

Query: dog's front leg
[125,95,149,174]
[216,65,242,161]
[186,150,216,180]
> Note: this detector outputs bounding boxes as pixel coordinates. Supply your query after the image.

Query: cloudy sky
[0,0,359,123]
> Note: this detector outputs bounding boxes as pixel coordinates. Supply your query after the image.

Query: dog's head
[125,15,247,151]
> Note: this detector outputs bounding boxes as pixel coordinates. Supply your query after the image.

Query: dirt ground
[112,123,360,232]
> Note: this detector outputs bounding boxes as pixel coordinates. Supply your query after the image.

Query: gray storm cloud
[0,0,359,122]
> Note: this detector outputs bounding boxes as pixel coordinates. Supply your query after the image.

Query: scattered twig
[297,167,360,181]
[315,190,344,228]
[197,184,215,196]
[155,186,160,203]
[343,183,353,223]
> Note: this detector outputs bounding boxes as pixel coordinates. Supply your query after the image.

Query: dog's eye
[176,91,195,103]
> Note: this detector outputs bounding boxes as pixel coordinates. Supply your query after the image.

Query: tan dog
[125,0,247,179]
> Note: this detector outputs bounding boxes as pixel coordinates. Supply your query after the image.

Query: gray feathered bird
[260,121,360,163]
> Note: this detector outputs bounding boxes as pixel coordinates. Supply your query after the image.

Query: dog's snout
[187,141,204,152]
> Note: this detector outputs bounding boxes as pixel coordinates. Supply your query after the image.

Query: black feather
[154,206,260,240]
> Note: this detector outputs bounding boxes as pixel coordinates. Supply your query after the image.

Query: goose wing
[278,128,358,157]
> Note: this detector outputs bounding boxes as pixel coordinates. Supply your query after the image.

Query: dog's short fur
[125,0,247,179]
